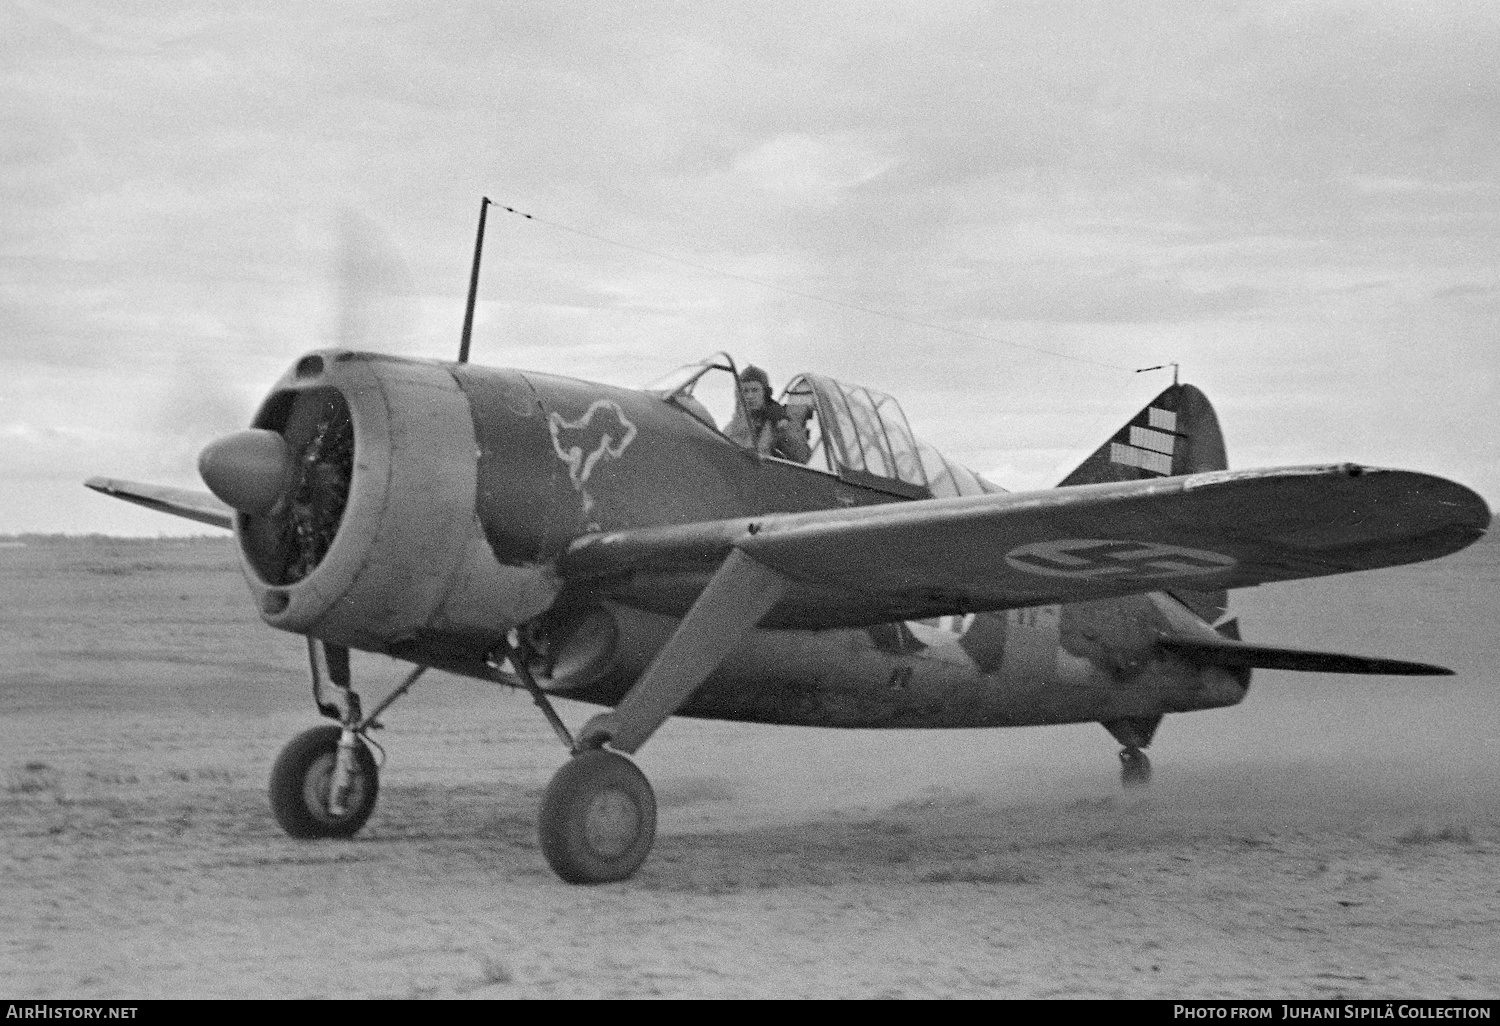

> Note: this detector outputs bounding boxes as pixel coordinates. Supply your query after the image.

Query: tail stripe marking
[1147,407,1178,431]
[1129,425,1177,455]
[1110,442,1173,475]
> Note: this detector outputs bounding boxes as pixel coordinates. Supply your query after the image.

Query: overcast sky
[4,0,1497,535]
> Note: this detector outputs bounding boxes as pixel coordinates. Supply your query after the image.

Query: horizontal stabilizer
[85,477,233,531]
[1160,637,1453,676]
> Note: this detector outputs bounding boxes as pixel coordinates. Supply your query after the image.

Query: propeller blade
[332,210,417,353]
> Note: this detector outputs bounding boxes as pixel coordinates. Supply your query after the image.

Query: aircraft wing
[84,477,233,531]
[560,464,1489,629]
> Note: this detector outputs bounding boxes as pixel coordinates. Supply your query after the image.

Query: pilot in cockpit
[725,365,812,464]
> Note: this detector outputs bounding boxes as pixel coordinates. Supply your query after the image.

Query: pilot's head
[739,365,771,413]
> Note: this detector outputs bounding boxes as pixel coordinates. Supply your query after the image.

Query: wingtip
[82,477,235,531]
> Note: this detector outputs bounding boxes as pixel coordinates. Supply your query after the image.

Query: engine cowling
[221,350,559,659]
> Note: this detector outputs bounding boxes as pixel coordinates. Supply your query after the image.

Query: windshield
[647,353,742,434]
[644,354,735,398]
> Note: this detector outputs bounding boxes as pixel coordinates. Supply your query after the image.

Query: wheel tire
[269,724,379,839]
[1119,748,1152,790]
[539,749,657,884]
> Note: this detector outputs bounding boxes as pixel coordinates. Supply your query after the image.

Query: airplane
[84,283,1490,888]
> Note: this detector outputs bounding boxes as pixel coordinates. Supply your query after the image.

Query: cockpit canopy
[651,355,1003,500]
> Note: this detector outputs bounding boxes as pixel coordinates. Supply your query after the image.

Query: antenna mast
[458,196,491,364]
[1135,362,1180,385]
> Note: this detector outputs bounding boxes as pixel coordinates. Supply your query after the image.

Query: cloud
[1430,283,1498,302]
[3,0,1498,533]
[730,134,899,208]
[1,421,95,446]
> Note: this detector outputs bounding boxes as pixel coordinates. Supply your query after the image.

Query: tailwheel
[539,749,657,884]
[1118,747,1152,790]
[269,724,379,838]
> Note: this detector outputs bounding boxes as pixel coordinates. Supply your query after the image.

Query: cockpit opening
[650,355,1003,498]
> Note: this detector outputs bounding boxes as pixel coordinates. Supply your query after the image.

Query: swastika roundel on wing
[1004,539,1237,580]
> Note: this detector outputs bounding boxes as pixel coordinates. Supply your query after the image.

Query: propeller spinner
[199,428,294,516]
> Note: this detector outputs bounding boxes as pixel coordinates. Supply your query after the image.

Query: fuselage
[229,351,1248,730]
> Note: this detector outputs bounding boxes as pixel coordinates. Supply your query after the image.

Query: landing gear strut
[513,551,784,884]
[1103,715,1160,792]
[269,640,426,841]
[1118,747,1152,789]
[501,634,660,885]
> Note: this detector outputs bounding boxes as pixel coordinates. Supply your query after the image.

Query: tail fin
[1060,383,1229,624]
[1058,383,1226,487]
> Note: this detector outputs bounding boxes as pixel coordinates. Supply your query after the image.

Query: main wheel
[269,724,379,838]
[1119,747,1152,790]
[539,749,657,884]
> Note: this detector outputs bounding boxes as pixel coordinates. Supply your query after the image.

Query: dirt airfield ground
[2,534,1498,1000]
